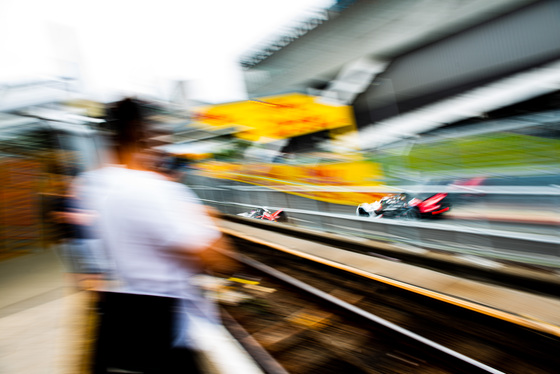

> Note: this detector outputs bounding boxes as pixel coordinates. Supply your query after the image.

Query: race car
[238,207,288,223]
[356,192,451,219]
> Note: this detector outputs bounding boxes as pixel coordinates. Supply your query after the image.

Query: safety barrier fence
[186,174,560,269]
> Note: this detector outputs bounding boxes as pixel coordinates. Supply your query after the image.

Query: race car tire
[402,208,420,220]
[357,207,370,217]
[276,211,289,223]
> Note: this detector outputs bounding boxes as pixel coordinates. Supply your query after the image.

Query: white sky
[0,0,333,104]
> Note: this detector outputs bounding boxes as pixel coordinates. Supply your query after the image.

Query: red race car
[357,193,451,219]
[238,207,288,222]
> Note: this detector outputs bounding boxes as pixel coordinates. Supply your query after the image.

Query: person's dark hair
[109,98,147,161]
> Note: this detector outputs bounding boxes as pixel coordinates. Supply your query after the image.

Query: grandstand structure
[240,0,560,152]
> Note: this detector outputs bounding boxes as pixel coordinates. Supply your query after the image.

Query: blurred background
[1,1,560,373]
[1,0,558,259]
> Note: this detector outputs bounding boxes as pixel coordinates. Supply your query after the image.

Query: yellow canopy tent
[193,93,356,143]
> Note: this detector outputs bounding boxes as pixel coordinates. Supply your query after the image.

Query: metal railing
[186,174,560,268]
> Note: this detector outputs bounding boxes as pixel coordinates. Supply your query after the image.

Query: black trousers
[92,292,203,374]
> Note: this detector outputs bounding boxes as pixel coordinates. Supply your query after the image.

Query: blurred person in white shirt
[76,98,235,374]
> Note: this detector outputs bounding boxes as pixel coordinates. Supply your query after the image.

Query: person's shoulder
[154,177,200,201]
[76,166,120,183]
[115,170,177,193]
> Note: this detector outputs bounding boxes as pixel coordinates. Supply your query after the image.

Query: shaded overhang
[337,59,560,151]
[242,0,539,97]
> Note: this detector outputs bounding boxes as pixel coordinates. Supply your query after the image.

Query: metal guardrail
[206,198,560,266]
[186,175,560,268]
[221,184,560,195]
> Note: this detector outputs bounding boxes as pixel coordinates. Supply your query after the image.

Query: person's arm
[156,184,238,275]
[67,174,99,226]
[195,206,238,275]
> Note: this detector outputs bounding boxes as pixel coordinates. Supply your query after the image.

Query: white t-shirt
[75,166,220,298]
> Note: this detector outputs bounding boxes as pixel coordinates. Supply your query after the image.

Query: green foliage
[369,132,560,178]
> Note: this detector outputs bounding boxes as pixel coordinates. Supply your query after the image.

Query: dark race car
[238,207,288,223]
[356,192,451,219]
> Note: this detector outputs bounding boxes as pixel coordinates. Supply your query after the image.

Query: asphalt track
[186,174,559,236]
